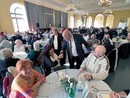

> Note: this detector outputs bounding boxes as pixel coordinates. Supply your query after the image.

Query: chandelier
[66,2,76,12]
[103,9,112,15]
[98,0,112,7]
[82,11,89,17]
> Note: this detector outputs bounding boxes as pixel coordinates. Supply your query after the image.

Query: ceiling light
[66,1,76,12]
[103,9,112,15]
[98,0,112,7]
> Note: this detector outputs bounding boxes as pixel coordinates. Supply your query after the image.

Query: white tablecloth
[37,69,111,98]
[13,52,27,60]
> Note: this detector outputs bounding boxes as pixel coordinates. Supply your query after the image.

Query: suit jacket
[62,34,91,60]
[49,33,63,54]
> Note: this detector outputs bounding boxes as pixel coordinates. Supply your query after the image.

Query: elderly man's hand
[109,91,120,98]
[83,73,92,80]
[58,53,63,59]
[79,67,84,72]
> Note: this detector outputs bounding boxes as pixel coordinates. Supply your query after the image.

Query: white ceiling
[26,0,130,14]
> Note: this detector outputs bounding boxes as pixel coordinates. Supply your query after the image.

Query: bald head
[62,29,72,41]
[94,45,106,58]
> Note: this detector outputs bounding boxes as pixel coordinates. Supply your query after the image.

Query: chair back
[118,43,129,58]
[107,48,118,72]
[27,50,41,66]
[128,43,130,56]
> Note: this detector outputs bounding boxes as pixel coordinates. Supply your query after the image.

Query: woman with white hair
[0,48,19,71]
[14,39,25,52]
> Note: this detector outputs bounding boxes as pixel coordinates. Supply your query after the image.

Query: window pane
[12,19,18,32]
[86,16,92,28]
[17,19,29,32]
[76,20,82,28]
[15,8,23,14]
[94,14,104,28]
[70,16,74,29]
[10,3,23,13]
[106,15,114,28]
[10,3,29,32]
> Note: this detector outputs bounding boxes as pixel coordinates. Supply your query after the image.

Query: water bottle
[68,83,75,98]
[76,81,84,93]
[75,81,84,98]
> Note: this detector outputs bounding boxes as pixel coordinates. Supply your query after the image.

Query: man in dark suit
[61,29,91,69]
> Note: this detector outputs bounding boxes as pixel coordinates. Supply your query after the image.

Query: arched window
[94,14,104,28]
[70,16,74,29]
[10,3,28,32]
[76,20,82,28]
[106,15,114,28]
[86,16,92,28]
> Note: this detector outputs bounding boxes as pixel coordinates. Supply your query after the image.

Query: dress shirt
[70,37,78,57]
[54,35,58,50]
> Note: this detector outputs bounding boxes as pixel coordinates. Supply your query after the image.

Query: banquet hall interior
[0,0,130,97]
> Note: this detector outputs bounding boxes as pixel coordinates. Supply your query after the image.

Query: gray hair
[0,48,13,59]
[15,39,23,44]
[52,27,59,33]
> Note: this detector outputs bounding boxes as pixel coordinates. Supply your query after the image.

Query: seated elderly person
[0,48,19,71]
[89,34,100,45]
[79,45,109,80]
[14,39,25,52]
[102,38,115,55]
[109,90,130,98]
[9,59,46,98]
[0,36,12,50]
[102,34,113,45]
[88,34,100,50]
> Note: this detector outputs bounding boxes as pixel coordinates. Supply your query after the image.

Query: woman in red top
[9,59,46,98]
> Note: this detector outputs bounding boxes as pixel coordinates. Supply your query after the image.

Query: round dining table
[13,52,27,60]
[36,69,112,98]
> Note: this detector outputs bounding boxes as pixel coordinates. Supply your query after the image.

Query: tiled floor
[104,57,130,92]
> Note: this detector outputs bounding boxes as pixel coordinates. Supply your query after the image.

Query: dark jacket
[104,44,115,55]
[49,33,63,55]
[5,57,19,67]
[62,34,91,60]
[0,58,19,72]
[42,55,58,76]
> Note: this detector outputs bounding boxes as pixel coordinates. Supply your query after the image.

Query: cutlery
[56,71,59,78]
[77,71,81,78]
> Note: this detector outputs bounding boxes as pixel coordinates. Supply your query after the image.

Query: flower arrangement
[60,75,78,93]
